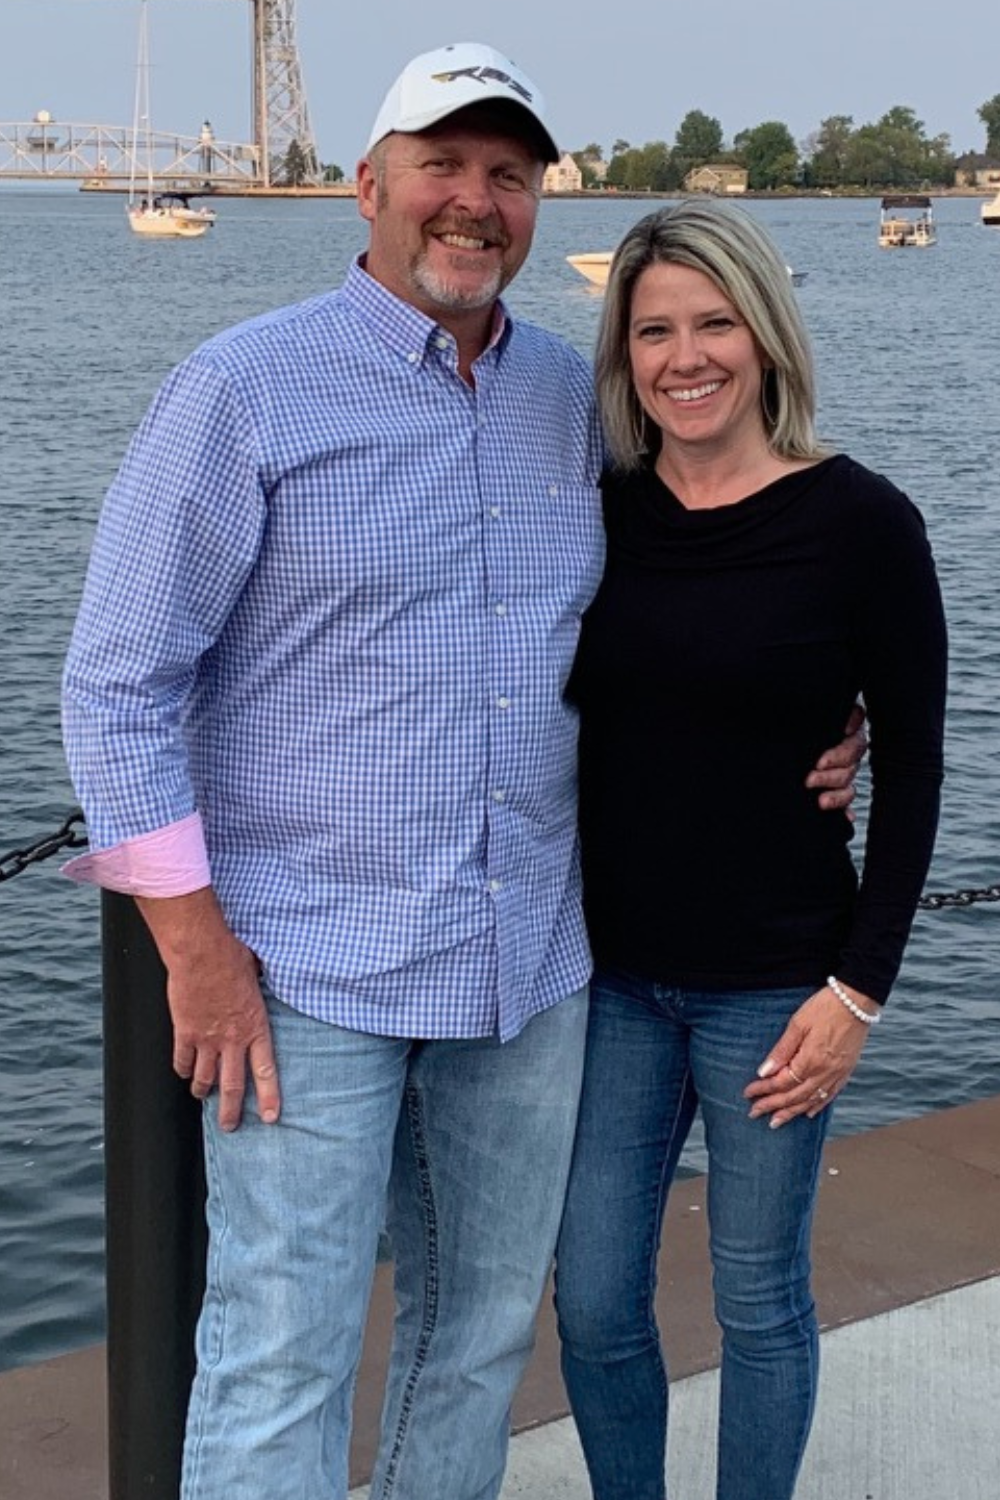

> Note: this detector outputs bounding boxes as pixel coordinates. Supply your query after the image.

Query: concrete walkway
[495,1275,1000,1499]
[3,1096,999,1499]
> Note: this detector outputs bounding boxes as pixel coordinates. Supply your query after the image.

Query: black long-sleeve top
[572,454,947,1003]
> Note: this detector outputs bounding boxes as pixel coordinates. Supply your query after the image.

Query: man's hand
[806,702,868,815]
[136,889,280,1131]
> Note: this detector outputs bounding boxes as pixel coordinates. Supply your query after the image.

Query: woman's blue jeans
[554,970,830,1500]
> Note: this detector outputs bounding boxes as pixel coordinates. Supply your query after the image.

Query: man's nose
[450,164,500,215]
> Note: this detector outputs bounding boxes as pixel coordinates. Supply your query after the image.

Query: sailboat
[127,0,215,238]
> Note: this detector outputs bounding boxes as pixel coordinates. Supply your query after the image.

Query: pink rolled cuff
[62,812,212,897]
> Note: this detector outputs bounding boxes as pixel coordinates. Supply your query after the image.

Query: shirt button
[435,335,449,350]
[492,788,507,803]
[494,602,507,617]
[497,696,510,710]
[407,351,419,364]
[489,879,502,893]
[489,506,501,519]
[548,484,558,497]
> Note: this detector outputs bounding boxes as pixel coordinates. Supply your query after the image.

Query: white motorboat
[982,189,1000,227]
[565,252,612,288]
[566,252,807,289]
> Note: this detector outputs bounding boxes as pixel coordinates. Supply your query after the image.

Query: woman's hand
[743,982,880,1128]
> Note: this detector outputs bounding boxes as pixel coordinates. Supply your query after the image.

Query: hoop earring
[761,369,779,431]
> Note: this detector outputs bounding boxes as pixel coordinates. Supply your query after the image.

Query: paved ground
[3,1095,999,1499]
[477,1276,1000,1499]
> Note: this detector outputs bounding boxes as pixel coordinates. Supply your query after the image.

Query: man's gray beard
[413,256,504,312]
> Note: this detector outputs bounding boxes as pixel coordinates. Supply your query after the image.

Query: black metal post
[101,890,206,1499]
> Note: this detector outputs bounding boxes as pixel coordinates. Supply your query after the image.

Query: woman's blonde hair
[595,200,829,470]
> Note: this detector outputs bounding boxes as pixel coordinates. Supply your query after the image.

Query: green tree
[322,161,344,184]
[671,109,728,189]
[843,124,886,188]
[572,143,605,189]
[672,109,724,180]
[875,105,928,186]
[868,106,953,188]
[634,141,672,191]
[611,139,631,158]
[803,115,854,188]
[279,137,318,187]
[978,95,1000,156]
[605,141,671,191]
[733,121,799,189]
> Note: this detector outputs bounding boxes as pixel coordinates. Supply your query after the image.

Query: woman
[555,201,947,1499]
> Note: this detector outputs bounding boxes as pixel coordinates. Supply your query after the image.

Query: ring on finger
[787,1063,805,1084]
[815,1087,830,1101]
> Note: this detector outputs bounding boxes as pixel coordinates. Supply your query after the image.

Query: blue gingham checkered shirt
[63,259,605,1040]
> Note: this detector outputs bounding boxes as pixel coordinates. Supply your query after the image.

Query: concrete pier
[3,1094,998,1499]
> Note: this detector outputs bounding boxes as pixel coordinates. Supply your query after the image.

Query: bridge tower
[252,0,321,186]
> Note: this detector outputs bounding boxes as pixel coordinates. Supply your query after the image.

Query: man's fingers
[216,1046,249,1132]
[173,1039,196,1079]
[817,786,854,810]
[249,1034,281,1125]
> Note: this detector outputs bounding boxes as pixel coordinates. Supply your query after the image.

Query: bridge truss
[0,0,321,189]
[0,119,259,188]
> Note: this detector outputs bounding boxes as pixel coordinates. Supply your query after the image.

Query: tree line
[574,96,1000,192]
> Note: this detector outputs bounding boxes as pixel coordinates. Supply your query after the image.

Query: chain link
[0,809,89,883]
[917,884,1000,910]
[1,809,999,911]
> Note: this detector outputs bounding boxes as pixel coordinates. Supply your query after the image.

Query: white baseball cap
[366,42,559,163]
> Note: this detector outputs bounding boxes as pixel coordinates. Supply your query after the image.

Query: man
[62,41,860,1500]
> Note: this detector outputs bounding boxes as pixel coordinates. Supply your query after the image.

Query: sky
[3,0,998,170]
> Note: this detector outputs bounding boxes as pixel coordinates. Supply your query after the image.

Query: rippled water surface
[1,191,998,1370]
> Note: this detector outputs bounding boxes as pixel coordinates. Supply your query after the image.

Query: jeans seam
[182,1104,230,1497]
[375,1082,439,1498]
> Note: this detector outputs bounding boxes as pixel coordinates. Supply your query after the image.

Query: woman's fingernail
[757,1059,777,1078]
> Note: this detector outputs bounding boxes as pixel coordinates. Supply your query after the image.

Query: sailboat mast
[129,0,154,207]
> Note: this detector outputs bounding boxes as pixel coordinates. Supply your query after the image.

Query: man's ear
[356,157,377,224]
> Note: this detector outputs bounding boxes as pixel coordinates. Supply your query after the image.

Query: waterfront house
[683,163,749,194]
[953,155,1000,190]
[543,152,584,193]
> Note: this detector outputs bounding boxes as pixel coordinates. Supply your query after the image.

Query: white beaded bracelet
[827,975,881,1025]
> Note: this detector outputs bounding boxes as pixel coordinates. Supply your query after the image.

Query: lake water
[1,190,998,1372]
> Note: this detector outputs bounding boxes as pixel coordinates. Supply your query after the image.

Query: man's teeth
[440,233,487,250]
[668,381,723,402]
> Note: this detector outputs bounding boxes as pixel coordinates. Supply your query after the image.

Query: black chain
[1,810,998,911]
[0,809,89,882]
[917,884,1000,910]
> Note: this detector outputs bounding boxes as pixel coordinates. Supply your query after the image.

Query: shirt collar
[344,255,512,367]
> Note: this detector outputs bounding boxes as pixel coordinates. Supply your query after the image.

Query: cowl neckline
[602,453,844,570]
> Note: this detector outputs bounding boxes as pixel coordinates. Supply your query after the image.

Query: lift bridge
[0,0,321,191]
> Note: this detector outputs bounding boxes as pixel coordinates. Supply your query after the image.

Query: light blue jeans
[554,970,830,1500]
[181,986,588,1500]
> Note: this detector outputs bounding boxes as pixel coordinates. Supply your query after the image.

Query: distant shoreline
[4,182,993,201]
